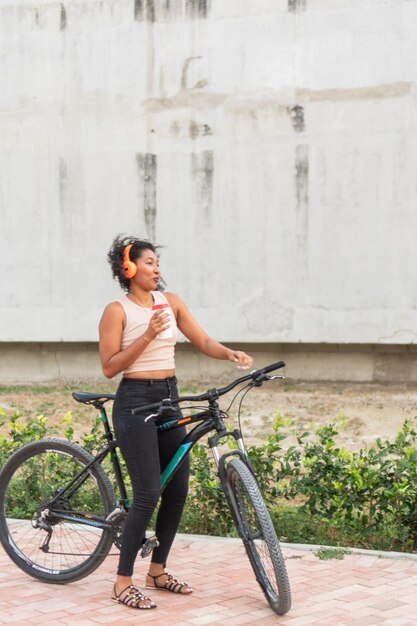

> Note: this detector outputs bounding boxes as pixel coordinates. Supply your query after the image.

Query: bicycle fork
[208,428,248,468]
[208,429,258,543]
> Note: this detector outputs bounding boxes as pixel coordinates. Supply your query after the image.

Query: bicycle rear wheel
[0,438,116,583]
[225,458,291,615]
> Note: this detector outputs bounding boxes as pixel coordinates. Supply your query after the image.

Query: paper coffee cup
[152,303,172,339]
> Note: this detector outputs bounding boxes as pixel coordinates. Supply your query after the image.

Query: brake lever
[251,373,286,387]
[142,398,174,421]
[160,404,176,415]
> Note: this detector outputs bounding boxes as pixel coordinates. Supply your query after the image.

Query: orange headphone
[122,243,137,279]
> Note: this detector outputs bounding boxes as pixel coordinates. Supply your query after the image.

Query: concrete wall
[2,342,417,385]
[1,0,416,380]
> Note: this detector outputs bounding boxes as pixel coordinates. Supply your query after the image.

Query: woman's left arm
[165,292,253,369]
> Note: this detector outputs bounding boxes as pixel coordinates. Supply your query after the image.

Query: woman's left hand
[228,350,253,370]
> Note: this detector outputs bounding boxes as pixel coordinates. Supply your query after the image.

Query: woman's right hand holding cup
[145,309,170,341]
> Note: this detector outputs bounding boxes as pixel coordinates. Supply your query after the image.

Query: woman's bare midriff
[123,369,176,380]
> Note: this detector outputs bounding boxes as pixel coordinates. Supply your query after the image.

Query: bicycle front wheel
[225,458,291,615]
[0,438,116,583]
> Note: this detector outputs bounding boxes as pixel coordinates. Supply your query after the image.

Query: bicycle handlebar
[131,360,286,415]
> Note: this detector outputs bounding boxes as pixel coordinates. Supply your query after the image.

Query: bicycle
[0,361,291,615]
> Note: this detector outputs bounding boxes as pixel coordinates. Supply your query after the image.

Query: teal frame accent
[160,442,193,489]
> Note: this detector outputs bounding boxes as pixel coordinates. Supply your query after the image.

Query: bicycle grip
[131,402,160,415]
[262,360,286,374]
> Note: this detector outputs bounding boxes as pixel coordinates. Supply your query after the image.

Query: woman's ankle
[147,564,165,577]
[115,574,133,591]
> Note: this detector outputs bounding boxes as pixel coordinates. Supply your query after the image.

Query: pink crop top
[118,291,177,374]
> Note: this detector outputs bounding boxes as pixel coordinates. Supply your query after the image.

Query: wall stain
[295,145,309,280]
[60,3,67,31]
[287,105,305,132]
[136,153,157,241]
[145,91,225,113]
[288,0,306,12]
[170,121,180,136]
[170,120,212,138]
[181,56,204,90]
[296,145,309,214]
[146,82,413,116]
[59,158,67,213]
[134,0,210,23]
[298,82,412,103]
[186,0,209,19]
[191,151,213,221]
[189,121,212,139]
[134,0,154,22]
[168,120,212,138]
[134,0,144,21]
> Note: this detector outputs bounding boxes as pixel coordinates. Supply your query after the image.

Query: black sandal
[146,572,193,594]
[112,584,156,609]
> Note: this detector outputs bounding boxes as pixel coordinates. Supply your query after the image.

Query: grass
[0,382,200,439]
[313,547,350,560]
[0,382,118,438]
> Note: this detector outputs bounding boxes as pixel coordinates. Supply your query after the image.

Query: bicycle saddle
[72,391,116,405]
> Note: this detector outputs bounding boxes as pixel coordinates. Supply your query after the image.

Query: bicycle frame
[109,396,249,492]
[45,396,248,533]
[157,401,249,489]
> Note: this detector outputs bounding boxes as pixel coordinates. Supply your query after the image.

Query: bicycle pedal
[140,536,159,558]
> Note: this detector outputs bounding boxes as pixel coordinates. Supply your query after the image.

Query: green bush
[273,417,417,551]
[183,415,417,551]
[0,409,50,468]
[180,443,234,535]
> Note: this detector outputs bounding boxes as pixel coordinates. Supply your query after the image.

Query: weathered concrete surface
[1,341,417,384]
[1,1,416,371]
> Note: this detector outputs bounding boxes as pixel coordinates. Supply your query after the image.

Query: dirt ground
[1,379,417,451]
[238,381,417,449]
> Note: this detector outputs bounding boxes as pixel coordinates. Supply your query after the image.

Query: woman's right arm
[98,302,169,378]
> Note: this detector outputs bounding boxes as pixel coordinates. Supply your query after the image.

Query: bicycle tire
[225,458,291,615]
[0,438,116,584]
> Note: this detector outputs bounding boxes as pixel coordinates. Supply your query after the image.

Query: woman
[99,235,253,610]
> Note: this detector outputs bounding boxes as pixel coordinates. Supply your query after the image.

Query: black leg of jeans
[152,429,189,566]
[112,378,189,577]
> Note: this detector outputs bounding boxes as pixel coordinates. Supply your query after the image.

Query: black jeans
[112,376,189,577]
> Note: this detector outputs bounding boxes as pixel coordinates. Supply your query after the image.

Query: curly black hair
[107,234,164,292]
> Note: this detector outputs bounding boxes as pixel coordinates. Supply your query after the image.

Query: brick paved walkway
[1,535,417,626]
